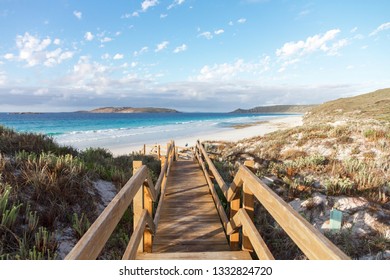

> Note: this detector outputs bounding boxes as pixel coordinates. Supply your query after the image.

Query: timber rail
[65,140,350,260]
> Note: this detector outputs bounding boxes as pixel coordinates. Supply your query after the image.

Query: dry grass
[0,125,162,259]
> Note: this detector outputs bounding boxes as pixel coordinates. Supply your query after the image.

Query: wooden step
[136,251,253,260]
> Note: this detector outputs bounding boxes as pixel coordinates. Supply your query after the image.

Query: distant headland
[231,105,316,114]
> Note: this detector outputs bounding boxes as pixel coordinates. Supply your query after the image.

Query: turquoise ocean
[0,112,295,152]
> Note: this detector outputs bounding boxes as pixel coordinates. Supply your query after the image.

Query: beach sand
[109,115,303,156]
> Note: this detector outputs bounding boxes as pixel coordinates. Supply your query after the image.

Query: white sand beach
[109,115,303,156]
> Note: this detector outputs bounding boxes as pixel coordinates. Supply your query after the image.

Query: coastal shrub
[323,177,355,195]
[0,185,21,229]
[17,152,90,204]
[363,129,386,141]
[281,149,307,160]
[284,154,327,172]
[0,125,77,157]
[72,213,91,239]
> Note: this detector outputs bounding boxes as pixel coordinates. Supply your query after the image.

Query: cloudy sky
[0,0,389,112]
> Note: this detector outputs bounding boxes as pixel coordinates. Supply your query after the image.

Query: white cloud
[73,10,82,20]
[173,44,187,53]
[369,22,390,36]
[113,53,124,60]
[278,58,299,73]
[4,53,14,60]
[214,29,224,35]
[276,29,341,58]
[122,12,139,18]
[34,88,49,96]
[101,53,110,60]
[327,39,349,56]
[298,9,310,17]
[44,49,74,67]
[100,37,112,43]
[237,18,247,24]
[84,32,94,41]
[229,21,234,26]
[131,62,138,68]
[168,0,185,10]
[350,27,358,33]
[134,46,149,56]
[141,0,159,12]
[160,13,168,18]
[197,59,262,81]
[198,31,213,40]
[0,71,6,85]
[6,33,74,67]
[155,41,169,52]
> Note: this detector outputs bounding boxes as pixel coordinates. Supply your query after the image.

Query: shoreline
[109,115,303,156]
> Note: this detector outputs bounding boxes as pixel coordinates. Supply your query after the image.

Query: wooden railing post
[143,144,146,155]
[230,189,241,250]
[242,182,254,252]
[133,160,154,253]
[133,161,144,253]
[158,145,161,159]
[243,160,255,252]
[143,182,153,253]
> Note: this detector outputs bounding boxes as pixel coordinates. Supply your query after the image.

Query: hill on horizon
[231,105,316,114]
[305,88,390,123]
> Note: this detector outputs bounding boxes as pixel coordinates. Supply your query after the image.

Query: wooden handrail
[66,141,176,260]
[196,141,229,196]
[195,145,229,230]
[195,141,350,260]
[65,166,150,259]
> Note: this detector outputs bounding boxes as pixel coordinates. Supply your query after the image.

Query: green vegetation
[205,88,390,259]
[0,125,161,259]
[231,104,316,114]
[304,88,390,123]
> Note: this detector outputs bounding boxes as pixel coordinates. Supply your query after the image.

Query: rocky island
[88,107,180,113]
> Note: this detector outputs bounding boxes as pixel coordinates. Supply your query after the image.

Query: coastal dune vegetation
[0,126,160,259]
[205,88,390,259]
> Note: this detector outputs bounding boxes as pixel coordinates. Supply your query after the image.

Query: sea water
[0,112,294,151]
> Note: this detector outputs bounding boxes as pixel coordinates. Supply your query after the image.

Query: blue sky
[0,0,389,112]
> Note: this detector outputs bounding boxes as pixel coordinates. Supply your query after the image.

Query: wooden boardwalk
[153,160,229,252]
[137,159,251,259]
[66,142,349,260]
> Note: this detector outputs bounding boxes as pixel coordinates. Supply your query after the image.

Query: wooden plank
[153,244,230,253]
[65,166,148,260]
[153,160,228,253]
[137,251,252,260]
[238,165,350,260]
[155,231,227,239]
[242,182,254,252]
